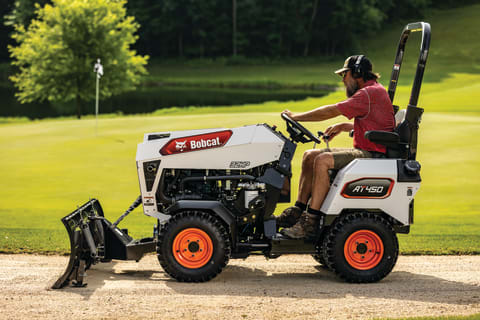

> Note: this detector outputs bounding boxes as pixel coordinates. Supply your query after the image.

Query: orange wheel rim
[344,230,384,270]
[172,228,213,269]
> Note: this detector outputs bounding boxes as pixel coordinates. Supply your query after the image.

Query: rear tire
[157,211,231,282]
[323,212,398,283]
[313,232,331,270]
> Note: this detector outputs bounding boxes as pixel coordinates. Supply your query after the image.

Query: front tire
[323,212,398,283]
[157,211,231,282]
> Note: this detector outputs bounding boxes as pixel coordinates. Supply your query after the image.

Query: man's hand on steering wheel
[281,109,295,120]
[281,110,320,144]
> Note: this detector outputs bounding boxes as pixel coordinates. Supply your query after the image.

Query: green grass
[1,3,480,255]
[0,106,479,254]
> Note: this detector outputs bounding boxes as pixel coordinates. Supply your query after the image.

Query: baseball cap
[334,55,375,76]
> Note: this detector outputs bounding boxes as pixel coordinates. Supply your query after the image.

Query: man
[278,55,395,239]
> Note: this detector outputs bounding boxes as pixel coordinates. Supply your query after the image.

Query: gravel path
[0,254,479,319]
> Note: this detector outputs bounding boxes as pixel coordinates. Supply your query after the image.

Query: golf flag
[94,59,103,78]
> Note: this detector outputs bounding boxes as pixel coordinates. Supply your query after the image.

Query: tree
[4,0,51,29]
[8,0,148,118]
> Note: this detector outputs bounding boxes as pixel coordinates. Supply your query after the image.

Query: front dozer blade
[52,199,106,289]
[53,198,157,289]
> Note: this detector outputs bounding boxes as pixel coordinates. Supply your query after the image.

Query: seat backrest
[395,109,406,127]
[386,105,423,160]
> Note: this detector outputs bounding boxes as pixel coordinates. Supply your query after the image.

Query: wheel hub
[356,243,368,254]
[188,241,200,253]
[344,230,384,270]
[172,228,213,269]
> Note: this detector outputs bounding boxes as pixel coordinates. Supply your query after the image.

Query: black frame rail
[388,22,431,107]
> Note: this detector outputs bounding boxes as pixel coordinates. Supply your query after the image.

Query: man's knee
[302,149,327,167]
[314,152,334,171]
[301,149,316,170]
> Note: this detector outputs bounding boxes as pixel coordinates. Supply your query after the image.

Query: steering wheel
[281,113,321,144]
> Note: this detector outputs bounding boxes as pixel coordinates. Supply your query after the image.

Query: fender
[167,200,237,246]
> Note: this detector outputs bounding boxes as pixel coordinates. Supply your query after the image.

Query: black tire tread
[157,210,231,282]
[322,212,399,283]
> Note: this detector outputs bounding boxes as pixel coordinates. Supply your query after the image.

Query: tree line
[1,0,478,61]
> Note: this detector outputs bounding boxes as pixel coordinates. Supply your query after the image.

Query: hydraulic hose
[158,172,174,204]
[112,195,142,228]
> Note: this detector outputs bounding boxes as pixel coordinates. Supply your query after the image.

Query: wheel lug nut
[197,240,199,242]
[353,251,357,254]
[361,256,365,259]
[365,241,368,244]
[191,254,195,257]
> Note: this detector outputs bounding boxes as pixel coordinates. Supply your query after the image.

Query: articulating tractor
[53,22,430,288]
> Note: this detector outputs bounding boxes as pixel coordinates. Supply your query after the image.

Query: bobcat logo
[175,140,187,151]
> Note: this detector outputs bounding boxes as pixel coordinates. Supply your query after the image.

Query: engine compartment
[157,165,280,214]
[156,164,291,241]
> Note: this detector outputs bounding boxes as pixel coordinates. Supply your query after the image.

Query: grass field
[0,80,479,254]
[1,4,480,255]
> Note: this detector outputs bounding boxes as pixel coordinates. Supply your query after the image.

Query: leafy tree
[9,0,148,118]
[125,0,164,56]
[0,0,16,61]
[383,0,430,22]
[4,0,51,29]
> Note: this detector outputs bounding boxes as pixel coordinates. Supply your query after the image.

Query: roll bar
[387,22,431,108]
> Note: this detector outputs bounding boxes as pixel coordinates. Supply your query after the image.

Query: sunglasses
[339,70,349,79]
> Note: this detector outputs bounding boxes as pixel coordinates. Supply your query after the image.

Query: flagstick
[95,72,99,136]
[93,58,103,137]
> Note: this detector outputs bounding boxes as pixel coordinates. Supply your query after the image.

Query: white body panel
[320,159,420,225]
[136,124,285,218]
[136,125,283,169]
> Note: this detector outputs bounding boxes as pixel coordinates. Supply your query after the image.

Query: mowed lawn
[2,2,480,255]
[1,74,479,254]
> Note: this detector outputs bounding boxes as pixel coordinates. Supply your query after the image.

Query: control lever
[313,131,330,149]
[323,134,330,149]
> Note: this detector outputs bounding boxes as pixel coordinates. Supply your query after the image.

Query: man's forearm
[341,122,354,131]
[291,104,342,121]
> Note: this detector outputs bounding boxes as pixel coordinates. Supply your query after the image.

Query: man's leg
[297,149,327,204]
[282,148,363,239]
[281,152,334,239]
[276,149,326,228]
[309,152,335,211]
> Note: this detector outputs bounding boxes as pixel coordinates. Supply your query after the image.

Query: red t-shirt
[336,80,394,153]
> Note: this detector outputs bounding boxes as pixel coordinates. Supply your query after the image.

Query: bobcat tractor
[53,22,430,288]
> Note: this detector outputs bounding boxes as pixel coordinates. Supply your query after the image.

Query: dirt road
[0,254,479,319]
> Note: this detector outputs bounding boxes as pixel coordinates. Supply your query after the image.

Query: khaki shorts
[325,148,373,170]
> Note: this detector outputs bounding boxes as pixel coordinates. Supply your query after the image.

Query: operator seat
[364,104,424,160]
[327,104,423,184]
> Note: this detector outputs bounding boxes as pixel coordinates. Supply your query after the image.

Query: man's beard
[346,81,359,98]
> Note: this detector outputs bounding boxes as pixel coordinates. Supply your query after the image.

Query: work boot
[281,212,320,239]
[276,206,303,228]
